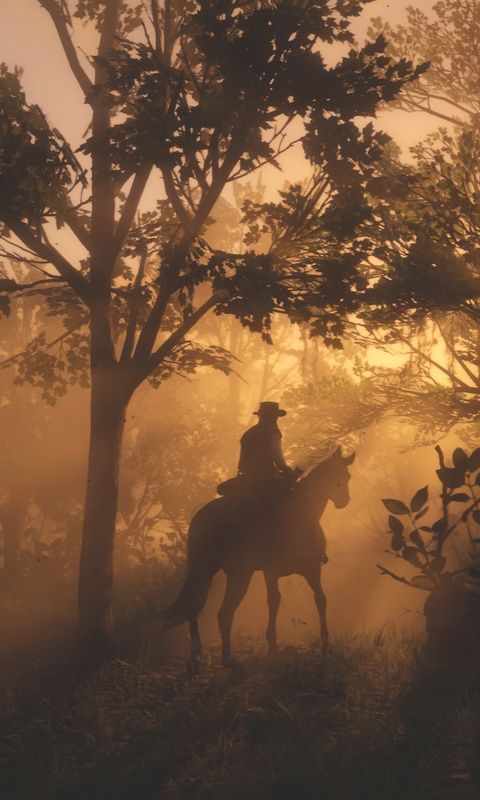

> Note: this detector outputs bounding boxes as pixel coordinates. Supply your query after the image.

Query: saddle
[217,468,302,500]
[216,469,327,563]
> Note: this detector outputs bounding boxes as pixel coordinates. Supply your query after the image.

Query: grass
[2,627,480,799]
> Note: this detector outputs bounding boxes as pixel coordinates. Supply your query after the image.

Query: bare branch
[3,213,90,304]
[120,247,148,363]
[161,166,194,231]
[134,293,221,386]
[112,165,152,263]
[38,0,93,98]
[151,0,163,58]
[61,197,91,252]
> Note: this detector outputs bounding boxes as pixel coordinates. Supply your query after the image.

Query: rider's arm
[271,430,290,472]
[238,448,245,475]
[237,432,246,475]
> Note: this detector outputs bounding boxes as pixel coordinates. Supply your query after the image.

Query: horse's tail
[161,505,220,629]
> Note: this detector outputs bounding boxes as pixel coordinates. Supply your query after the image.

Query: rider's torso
[239,423,280,482]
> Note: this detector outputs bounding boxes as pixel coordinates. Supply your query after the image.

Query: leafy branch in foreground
[378,445,480,591]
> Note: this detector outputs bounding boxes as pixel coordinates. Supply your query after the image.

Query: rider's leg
[218,569,252,666]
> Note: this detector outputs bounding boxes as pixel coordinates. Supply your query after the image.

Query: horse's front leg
[218,569,252,667]
[264,570,281,654]
[304,566,328,644]
[188,618,202,673]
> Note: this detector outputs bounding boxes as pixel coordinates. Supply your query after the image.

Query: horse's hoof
[186,657,201,676]
[224,659,247,679]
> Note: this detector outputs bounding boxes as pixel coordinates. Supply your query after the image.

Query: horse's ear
[344,450,356,465]
[332,445,342,461]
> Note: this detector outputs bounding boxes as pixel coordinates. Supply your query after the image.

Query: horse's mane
[296,448,337,492]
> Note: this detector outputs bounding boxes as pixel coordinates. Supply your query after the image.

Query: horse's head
[304,446,355,509]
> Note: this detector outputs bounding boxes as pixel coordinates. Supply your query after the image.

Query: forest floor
[2,627,480,800]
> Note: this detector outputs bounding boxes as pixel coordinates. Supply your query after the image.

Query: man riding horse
[219,401,327,563]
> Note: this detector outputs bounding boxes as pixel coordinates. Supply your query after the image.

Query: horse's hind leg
[304,567,329,644]
[264,571,281,654]
[218,570,252,667]
[189,618,202,672]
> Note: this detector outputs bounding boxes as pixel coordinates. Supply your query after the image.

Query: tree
[369,0,479,127]
[346,123,480,440]
[0,0,422,652]
[350,1,480,439]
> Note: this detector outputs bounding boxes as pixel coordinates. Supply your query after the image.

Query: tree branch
[38,0,93,98]
[120,247,148,363]
[134,293,221,386]
[161,166,194,231]
[434,315,480,387]
[112,164,152,263]
[3,214,90,304]
[61,197,91,252]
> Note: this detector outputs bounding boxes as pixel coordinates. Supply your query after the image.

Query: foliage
[379,445,480,592]
[354,2,480,440]
[362,127,480,327]
[368,0,480,125]
[0,0,427,373]
[342,122,480,440]
[0,64,85,225]
[282,370,384,462]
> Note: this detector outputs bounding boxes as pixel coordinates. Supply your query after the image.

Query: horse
[162,446,355,668]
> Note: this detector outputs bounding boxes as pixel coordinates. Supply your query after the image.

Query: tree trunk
[77,371,128,654]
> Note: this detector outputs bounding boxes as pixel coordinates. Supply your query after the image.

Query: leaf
[414,507,429,521]
[432,517,448,534]
[410,485,428,512]
[410,531,424,549]
[411,575,434,590]
[476,473,480,486]
[391,531,405,551]
[0,278,17,292]
[453,447,469,471]
[402,546,423,568]
[436,467,465,489]
[472,510,480,525]
[382,498,410,515]
[447,493,470,503]
[0,295,11,317]
[430,556,446,573]
[468,448,480,472]
[388,515,404,536]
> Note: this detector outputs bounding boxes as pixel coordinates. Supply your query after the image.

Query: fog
[1,299,467,661]
[0,0,475,665]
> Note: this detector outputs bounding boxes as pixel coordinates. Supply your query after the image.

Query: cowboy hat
[254,401,287,417]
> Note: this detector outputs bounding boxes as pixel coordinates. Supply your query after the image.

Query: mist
[3,1,480,798]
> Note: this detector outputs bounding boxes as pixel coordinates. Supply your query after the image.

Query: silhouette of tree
[368,0,479,127]
[345,124,480,438]
[350,1,480,439]
[0,1,423,651]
